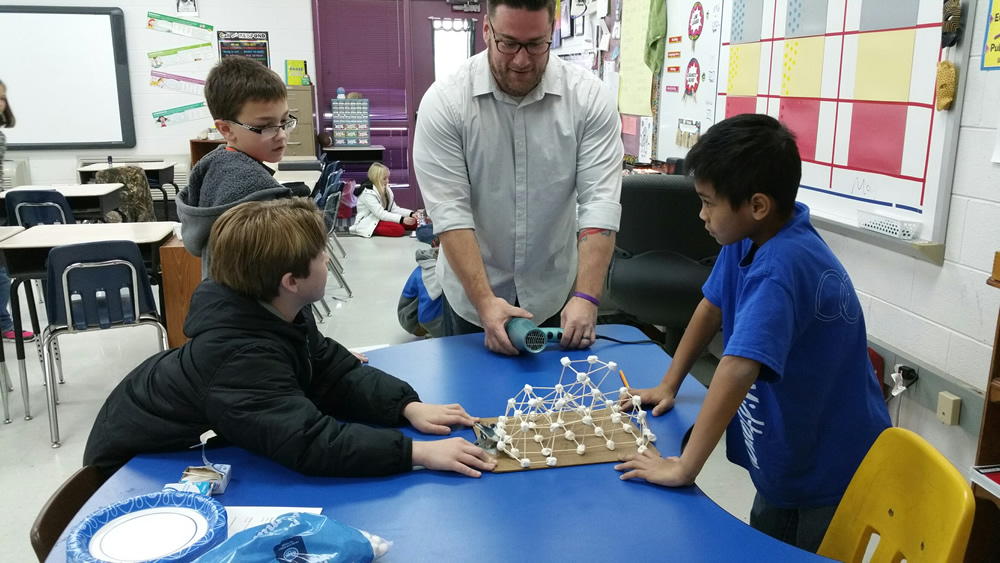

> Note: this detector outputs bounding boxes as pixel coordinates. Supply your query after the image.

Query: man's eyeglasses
[489,24,552,55]
[493,38,552,55]
[227,115,297,139]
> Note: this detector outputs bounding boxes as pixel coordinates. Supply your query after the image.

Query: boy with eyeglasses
[177,56,307,278]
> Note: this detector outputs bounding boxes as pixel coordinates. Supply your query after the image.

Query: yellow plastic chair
[817,427,975,563]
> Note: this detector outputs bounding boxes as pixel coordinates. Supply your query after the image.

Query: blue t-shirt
[702,202,890,508]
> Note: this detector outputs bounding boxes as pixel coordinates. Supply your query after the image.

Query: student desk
[272,169,322,185]
[0,223,176,437]
[264,159,322,186]
[0,226,25,423]
[44,326,828,562]
[77,162,178,221]
[322,144,385,164]
[0,184,124,223]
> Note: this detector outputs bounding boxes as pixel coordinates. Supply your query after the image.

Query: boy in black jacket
[84,198,496,479]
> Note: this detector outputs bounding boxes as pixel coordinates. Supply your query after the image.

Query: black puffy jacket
[84,280,419,477]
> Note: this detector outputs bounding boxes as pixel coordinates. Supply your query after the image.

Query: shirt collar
[472,51,564,104]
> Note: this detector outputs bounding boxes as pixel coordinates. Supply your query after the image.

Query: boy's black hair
[685,114,801,219]
[0,80,14,128]
[204,56,287,122]
[488,0,557,22]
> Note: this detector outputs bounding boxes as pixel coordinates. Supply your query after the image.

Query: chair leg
[317,298,332,317]
[329,260,353,298]
[329,231,347,258]
[36,339,45,384]
[41,334,60,448]
[311,304,325,323]
[4,366,11,392]
[33,280,44,304]
[47,337,59,406]
[0,362,10,424]
[53,339,65,384]
[328,251,345,275]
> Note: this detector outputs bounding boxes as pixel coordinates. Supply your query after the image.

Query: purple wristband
[573,292,600,307]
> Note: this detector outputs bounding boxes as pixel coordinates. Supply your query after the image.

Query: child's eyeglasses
[227,116,298,139]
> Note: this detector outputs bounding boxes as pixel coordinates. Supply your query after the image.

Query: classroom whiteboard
[655,0,975,244]
[0,6,135,150]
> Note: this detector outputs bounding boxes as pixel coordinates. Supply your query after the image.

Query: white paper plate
[67,491,227,562]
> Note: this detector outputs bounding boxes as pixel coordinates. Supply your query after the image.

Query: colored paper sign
[147,43,215,68]
[984,0,1000,70]
[622,115,638,135]
[146,12,214,41]
[618,0,654,115]
[689,2,704,40]
[150,71,205,96]
[667,51,681,58]
[685,58,701,95]
[286,60,307,85]
[218,31,270,66]
[667,66,681,73]
[152,102,212,127]
[638,116,654,163]
[665,85,680,92]
[669,36,683,43]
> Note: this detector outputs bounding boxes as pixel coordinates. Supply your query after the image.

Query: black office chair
[605,174,721,331]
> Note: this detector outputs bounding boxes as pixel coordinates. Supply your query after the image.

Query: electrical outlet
[937,391,961,425]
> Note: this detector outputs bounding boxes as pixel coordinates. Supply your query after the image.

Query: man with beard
[414,0,623,355]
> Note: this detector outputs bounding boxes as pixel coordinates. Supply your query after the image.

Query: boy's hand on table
[350,351,369,363]
[412,438,497,478]
[404,402,478,435]
[615,450,696,487]
[619,383,676,416]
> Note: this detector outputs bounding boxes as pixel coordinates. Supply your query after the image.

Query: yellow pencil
[619,369,630,388]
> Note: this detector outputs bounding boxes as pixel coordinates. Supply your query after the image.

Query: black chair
[5,190,75,227]
[40,240,168,447]
[30,465,106,561]
[605,174,721,331]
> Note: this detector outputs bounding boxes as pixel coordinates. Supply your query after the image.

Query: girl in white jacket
[349,162,418,237]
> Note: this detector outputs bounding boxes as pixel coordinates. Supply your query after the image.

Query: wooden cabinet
[285,85,317,158]
[159,236,202,348]
[189,139,226,168]
[965,250,1000,561]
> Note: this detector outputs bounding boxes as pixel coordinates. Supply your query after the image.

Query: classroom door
[406,0,486,209]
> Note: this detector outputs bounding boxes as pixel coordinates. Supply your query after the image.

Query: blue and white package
[195,512,391,563]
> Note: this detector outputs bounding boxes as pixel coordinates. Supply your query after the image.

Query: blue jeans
[749,492,839,553]
[0,266,13,332]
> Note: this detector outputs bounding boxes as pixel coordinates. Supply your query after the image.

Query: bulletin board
[654,0,977,245]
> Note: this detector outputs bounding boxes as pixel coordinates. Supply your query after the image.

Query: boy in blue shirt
[615,114,890,553]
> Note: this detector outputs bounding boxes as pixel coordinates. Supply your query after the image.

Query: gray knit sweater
[176,145,309,278]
